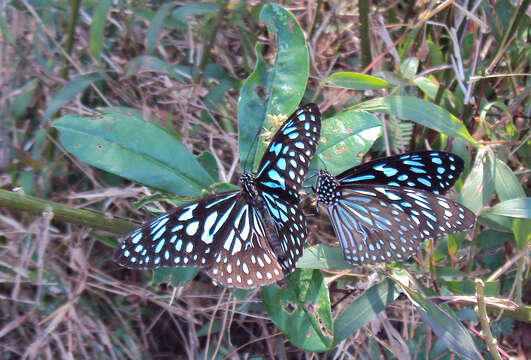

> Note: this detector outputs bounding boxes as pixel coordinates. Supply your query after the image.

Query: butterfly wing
[254,103,321,269]
[326,184,475,264]
[260,192,308,272]
[255,103,321,199]
[114,191,286,288]
[335,151,464,195]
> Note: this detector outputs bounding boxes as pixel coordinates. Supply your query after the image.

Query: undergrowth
[0,1,529,359]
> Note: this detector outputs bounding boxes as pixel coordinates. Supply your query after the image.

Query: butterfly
[314,151,476,265]
[114,104,321,288]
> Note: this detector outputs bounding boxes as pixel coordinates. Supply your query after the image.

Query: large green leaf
[53,107,214,196]
[334,278,399,344]
[262,269,333,352]
[311,109,381,174]
[238,3,309,171]
[353,96,475,144]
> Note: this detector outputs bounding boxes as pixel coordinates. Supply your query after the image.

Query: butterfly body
[115,104,321,288]
[315,151,475,265]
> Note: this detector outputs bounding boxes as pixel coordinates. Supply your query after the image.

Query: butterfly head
[240,172,258,199]
[315,170,341,205]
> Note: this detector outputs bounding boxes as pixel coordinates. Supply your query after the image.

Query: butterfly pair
[114,104,475,288]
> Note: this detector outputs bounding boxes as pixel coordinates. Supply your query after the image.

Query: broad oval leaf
[311,109,381,175]
[262,269,333,352]
[324,72,394,90]
[238,3,309,172]
[353,96,475,144]
[53,107,214,196]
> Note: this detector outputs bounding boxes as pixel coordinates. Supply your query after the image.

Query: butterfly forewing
[256,103,321,199]
[329,184,475,264]
[254,103,321,273]
[114,191,241,269]
[336,151,464,195]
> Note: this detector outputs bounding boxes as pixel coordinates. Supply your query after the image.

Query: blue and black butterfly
[114,104,321,288]
[314,151,476,265]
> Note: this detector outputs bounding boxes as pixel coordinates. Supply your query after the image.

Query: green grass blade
[89,0,111,60]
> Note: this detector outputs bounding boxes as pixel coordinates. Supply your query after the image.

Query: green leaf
[512,219,531,251]
[334,278,399,344]
[324,72,394,90]
[296,244,352,270]
[125,55,190,82]
[43,72,104,122]
[172,2,220,21]
[397,282,482,360]
[262,269,333,352]
[353,96,475,144]
[482,198,531,219]
[442,280,499,296]
[460,147,496,213]
[11,79,39,120]
[53,107,214,196]
[238,3,309,172]
[494,158,525,201]
[312,110,381,174]
[146,2,176,55]
[153,267,199,287]
[0,9,16,47]
[399,57,419,79]
[89,0,111,60]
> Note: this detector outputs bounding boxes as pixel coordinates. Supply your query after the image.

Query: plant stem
[358,0,371,70]
[475,279,502,360]
[59,0,81,80]
[0,189,137,235]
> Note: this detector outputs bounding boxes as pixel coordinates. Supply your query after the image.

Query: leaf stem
[0,189,137,235]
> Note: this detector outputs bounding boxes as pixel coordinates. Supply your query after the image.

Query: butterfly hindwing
[260,192,308,272]
[329,183,475,264]
[336,151,464,195]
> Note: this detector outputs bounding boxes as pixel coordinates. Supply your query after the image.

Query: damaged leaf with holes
[261,269,334,351]
[312,109,381,175]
